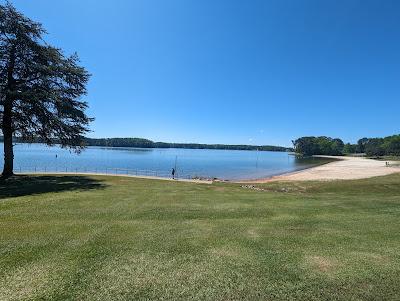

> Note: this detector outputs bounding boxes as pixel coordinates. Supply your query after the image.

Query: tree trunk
[2,44,16,178]
[2,104,13,178]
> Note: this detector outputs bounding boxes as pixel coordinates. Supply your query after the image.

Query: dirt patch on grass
[306,255,337,273]
[354,252,391,265]
[247,228,260,239]
[0,261,63,300]
[241,185,300,193]
[212,187,226,192]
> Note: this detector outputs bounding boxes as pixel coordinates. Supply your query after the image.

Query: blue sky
[10,0,400,146]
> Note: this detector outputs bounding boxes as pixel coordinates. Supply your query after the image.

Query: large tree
[0,3,92,177]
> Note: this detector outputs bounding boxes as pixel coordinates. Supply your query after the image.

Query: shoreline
[13,156,400,184]
[234,156,338,183]
[241,155,400,183]
[14,172,213,184]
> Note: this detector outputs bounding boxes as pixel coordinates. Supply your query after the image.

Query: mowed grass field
[1,174,400,300]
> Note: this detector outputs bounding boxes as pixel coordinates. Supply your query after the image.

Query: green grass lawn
[1,174,400,300]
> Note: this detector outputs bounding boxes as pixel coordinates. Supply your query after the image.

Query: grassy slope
[1,174,400,300]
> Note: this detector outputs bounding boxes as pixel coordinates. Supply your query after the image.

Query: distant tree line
[5,134,400,156]
[0,136,291,152]
[293,135,400,157]
[85,138,154,148]
[84,137,291,152]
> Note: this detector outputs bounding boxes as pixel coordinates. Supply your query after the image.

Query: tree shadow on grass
[0,175,106,199]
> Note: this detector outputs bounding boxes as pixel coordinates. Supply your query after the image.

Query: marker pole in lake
[256,148,259,168]
[174,155,178,177]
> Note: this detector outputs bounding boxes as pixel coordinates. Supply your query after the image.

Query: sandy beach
[248,156,400,182]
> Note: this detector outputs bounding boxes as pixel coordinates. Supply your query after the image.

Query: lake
[1,143,333,180]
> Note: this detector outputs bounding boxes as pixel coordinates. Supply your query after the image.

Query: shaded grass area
[0,175,106,198]
[1,174,400,300]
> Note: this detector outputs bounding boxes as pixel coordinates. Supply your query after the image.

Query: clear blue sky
[10,0,400,146]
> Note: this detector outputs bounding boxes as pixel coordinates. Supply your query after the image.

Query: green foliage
[361,135,400,157]
[0,3,92,176]
[343,143,357,154]
[294,134,400,157]
[85,137,154,148]
[364,138,385,156]
[0,2,92,146]
[356,137,369,153]
[292,136,344,156]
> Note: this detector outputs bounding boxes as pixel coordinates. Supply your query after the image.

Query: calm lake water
[1,143,332,180]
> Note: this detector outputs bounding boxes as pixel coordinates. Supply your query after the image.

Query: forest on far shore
[84,137,291,152]
[0,136,291,152]
[293,135,400,157]
[2,135,400,157]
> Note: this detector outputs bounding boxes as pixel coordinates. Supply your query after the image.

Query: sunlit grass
[1,174,400,300]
